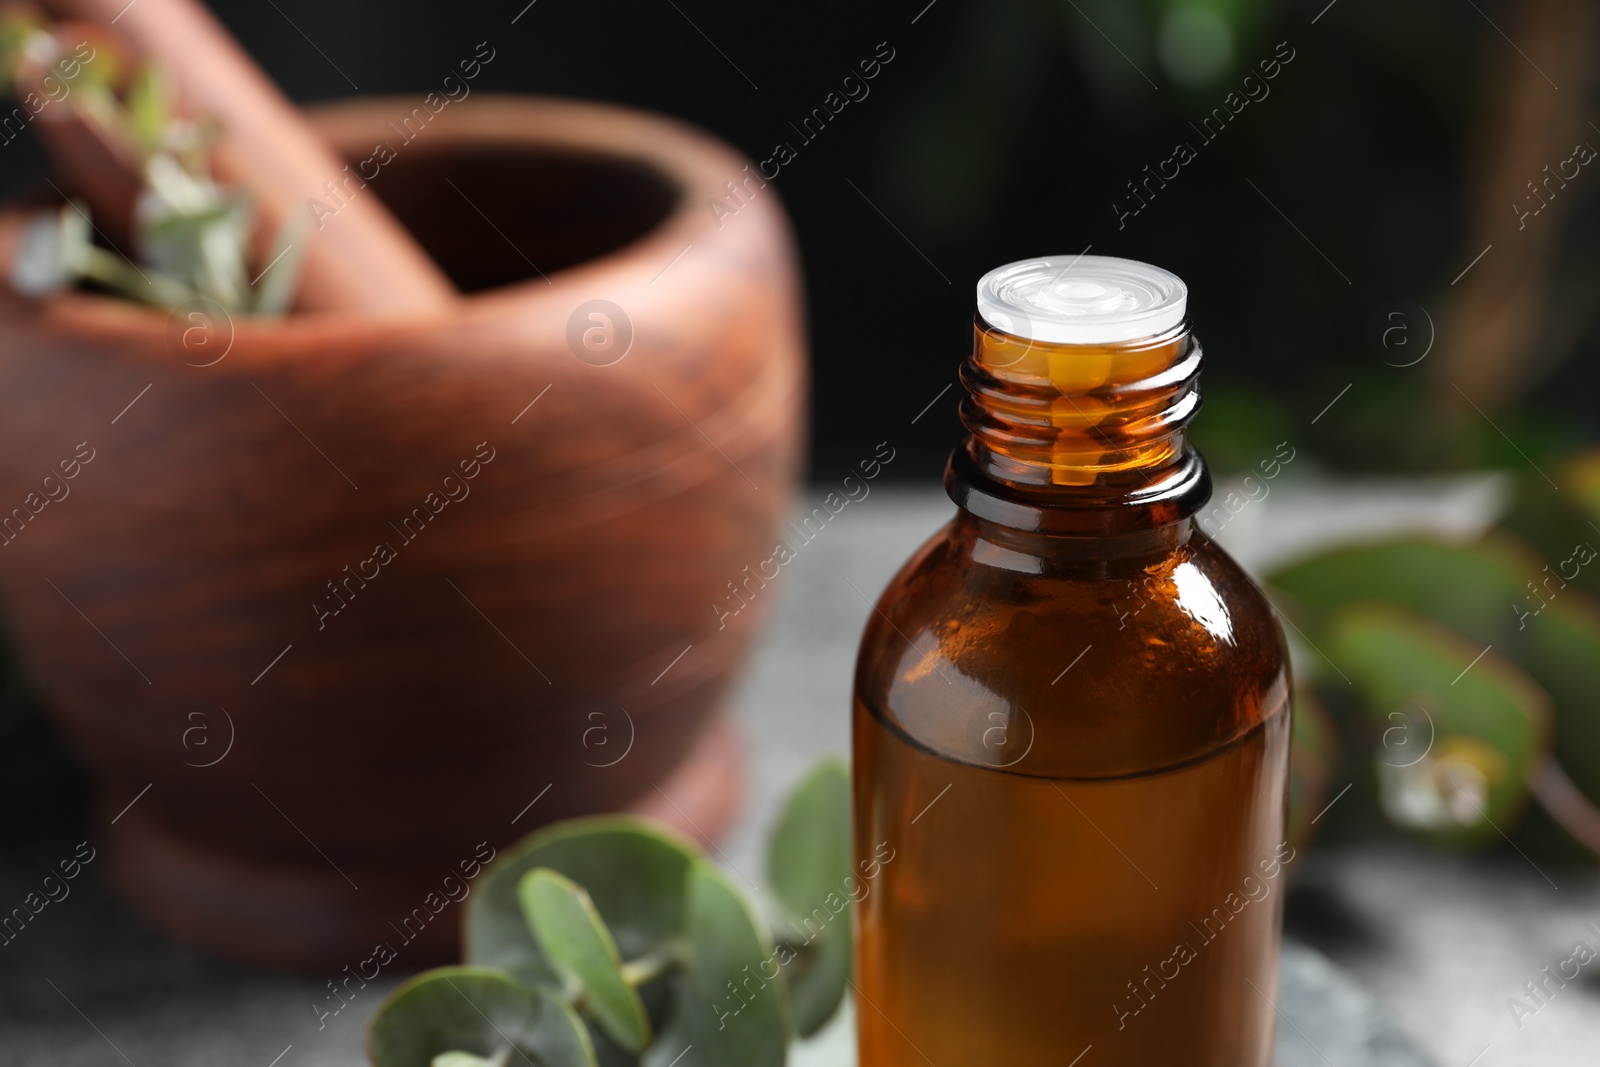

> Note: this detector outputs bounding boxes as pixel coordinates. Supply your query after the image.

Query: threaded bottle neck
[946,318,1211,536]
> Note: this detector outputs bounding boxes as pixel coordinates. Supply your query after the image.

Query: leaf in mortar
[644,861,788,1067]
[138,178,251,309]
[11,209,79,297]
[466,817,699,991]
[252,212,307,316]
[3,18,118,101]
[1327,604,1551,848]
[519,868,652,1053]
[765,757,851,1037]
[56,26,123,94]
[141,153,226,220]
[0,12,45,81]
[126,63,169,155]
[367,965,595,1067]
[199,197,253,307]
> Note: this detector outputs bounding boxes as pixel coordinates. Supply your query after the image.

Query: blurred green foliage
[0,9,303,312]
[1271,446,1600,863]
[370,761,852,1067]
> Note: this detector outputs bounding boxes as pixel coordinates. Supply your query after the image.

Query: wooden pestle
[40,0,457,314]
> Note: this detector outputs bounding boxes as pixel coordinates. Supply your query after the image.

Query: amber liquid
[852,513,1291,1067]
[856,695,1288,1066]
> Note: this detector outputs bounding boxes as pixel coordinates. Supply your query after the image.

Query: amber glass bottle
[853,257,1291,1067]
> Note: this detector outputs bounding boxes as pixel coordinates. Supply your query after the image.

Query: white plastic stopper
[976,255,1188,344]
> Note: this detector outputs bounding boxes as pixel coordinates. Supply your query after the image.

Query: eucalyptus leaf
[465,817,699,991]
[11,200,193,306]
[126,62,168,154]
[1288,679,1340,848]
[0,13,44,76]
[520,868,653,1053]
[644,861,788,1067]
[60,30,120,93]
[1327,604,1551,847]
[1272,533,1600,854]
[767,758,851,919]
[141,200,241,238]
[368,966,596,1067]
[0,17,298,314]
[137,184,250,308]
[773,931,850,1044]
[1269,535,1533,644]
[10,206,82,296]
[765,757,851,1037]
[432,1053,507,1067]
[252,212,307,316]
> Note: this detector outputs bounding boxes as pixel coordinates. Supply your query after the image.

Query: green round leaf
[431,1053,504,1067]
[1328,604,1551,847]
[252,213,308,316]
[1270,535,1533,644]
[368,966,595,1067]
[126,63,170,154]
[1272,532,1600,855]
[772,928,850,1044]
[520,868,652,1053]
[466,817,700,990]
[767,758,851,918]
[644,861,788,1067]
[765,758,851,1037]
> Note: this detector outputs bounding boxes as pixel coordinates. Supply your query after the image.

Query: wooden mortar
[0,95,805,968]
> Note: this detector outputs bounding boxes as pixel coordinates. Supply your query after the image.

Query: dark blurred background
[5,0,1591,483]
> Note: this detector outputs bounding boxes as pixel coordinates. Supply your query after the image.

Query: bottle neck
[945,318,1211,538]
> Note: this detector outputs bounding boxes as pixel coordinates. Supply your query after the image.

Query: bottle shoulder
[853,515,1289,779]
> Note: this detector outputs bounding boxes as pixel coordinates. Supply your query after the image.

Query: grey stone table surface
[2,479,1595,1066]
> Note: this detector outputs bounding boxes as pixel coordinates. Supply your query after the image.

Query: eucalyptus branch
[617,942,681,988]
[0,6,303,313]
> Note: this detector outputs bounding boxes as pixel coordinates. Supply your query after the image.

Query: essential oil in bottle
[852,257,1292,1067]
